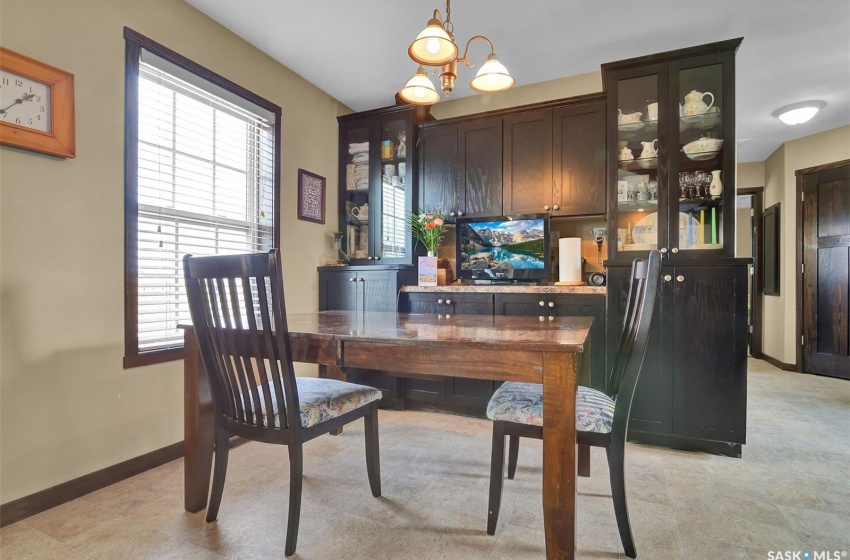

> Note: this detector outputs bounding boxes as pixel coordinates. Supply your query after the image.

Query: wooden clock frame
[0,47,75,158]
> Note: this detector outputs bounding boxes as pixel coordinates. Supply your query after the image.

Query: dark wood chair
[183,249,382,556]
[485,250,661,558]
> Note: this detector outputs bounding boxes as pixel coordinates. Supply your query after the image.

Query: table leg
[542,351,578,559]
[184,328,215,513]
[327,364,346,436]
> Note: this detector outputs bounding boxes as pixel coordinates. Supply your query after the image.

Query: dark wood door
[607,266,671,435]
[444,293,494,316]
[418,123,458,213]
[549,294,607,391]
[670,265,747,443]
[503,110,553,214]
[319,270,358,311]
[406,292,442,314]
[443,293,495,407]
[552,102,606,216]
[495,293,548,318]
[458,118,503,217]
[801,161,850,379]
[359,270,399,312]
[403,292,447,401]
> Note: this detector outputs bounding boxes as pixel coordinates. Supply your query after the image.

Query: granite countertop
[401,284,605,295]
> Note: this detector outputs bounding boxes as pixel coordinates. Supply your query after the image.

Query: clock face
[0,69,52,133]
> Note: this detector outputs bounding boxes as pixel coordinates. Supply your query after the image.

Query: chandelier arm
[458,35,495,68]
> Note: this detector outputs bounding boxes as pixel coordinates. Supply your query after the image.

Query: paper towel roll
[558,238,582,283]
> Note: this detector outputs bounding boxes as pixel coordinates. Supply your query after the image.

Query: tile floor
[2,358,849,559]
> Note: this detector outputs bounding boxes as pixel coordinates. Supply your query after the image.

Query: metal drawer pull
[445,299,452,305]
[543,205,551,211]
[671,247,679,253]
[660,248,668,254]
[663,275,672,282]
[457,211,464,216]
[553,204,560,211]
[539,300,545,307]
[548,301,554,308]
[676,275,684,282]
[449,212,456,217]
[437,299,444,304]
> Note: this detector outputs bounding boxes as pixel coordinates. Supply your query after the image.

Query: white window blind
[135,58,275,352]
[381,177,406,258]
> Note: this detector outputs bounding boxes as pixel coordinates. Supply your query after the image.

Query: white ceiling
[185,0,850,163]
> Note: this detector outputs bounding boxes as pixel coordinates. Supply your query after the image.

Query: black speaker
[586,271,606,286]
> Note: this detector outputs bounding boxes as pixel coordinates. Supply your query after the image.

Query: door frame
[795,159,850,371]
[738,186,764,359]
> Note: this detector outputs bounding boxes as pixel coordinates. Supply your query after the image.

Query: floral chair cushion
[486,382,616,434]
[248,377,382,429]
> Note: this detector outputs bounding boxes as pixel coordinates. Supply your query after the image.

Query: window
[124,29,280,368]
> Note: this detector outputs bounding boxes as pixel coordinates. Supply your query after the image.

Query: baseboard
[0,437,248,528]
[628,430,743,458]
[760,353,797,372]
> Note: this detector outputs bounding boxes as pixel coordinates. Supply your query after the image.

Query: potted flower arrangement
[408,207,446,286]
[408,206,447,257]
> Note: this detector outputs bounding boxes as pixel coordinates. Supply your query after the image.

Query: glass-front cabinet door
[377,115,413,264]
[608,65,667,261]
[341,121,372,262]
[339,108,414,265]
[668,53,735,259]
[605,44,737,263]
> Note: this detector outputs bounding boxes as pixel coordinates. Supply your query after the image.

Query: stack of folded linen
[347,142,370,191]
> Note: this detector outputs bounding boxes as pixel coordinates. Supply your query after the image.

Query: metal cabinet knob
[543,205,551,211]
[349,277,357,282]
[676,275,685,282]
[539,300,545,307]
[374,256,381,260]
[548,301,555,308]
[660,248,668,254]
[671,247,679,254]
[367,256,374,260]
[457,211,464,216]
[663,275,672,282]
[445,299,452,305]
[437,299,444,304]
[449,212,456,217]
[553,205,560,211]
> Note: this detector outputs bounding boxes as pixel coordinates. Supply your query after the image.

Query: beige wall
[0,0,349,503]
[429,72,602,120]
[738,161,765,189]
[761,125,850,364]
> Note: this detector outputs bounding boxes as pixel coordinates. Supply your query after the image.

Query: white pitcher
[682,90,714,116]
[640,139,658,159]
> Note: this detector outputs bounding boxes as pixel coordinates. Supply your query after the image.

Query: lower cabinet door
[549,294,607,391]
[360,270,400,312]
[445,377,497,408]
[495,293,548,318]
[319,270,358,311]
[406,293,443,314]
[607,266,672,435]
[671,266,748,443]
[445,293,494,316]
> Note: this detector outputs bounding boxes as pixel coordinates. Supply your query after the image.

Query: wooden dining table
[183,310,593,559]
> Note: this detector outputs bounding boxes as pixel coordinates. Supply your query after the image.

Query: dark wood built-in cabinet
[418,95,607,219]
[603,39,749,456]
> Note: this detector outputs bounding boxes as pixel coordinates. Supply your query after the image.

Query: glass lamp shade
[398,66,440,106]
[470,53,515,93]
[408,19,458,66]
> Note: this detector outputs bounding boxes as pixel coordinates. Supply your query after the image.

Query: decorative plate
[631,212,658,245]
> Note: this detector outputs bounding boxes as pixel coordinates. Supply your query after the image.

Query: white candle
[558,238,582,283]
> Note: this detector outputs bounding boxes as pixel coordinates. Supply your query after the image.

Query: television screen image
[457,216,549,279]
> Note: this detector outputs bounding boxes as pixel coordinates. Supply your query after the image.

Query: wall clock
[0,47,75,158]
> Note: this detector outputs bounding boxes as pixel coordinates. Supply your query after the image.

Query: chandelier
[398,0,515,106]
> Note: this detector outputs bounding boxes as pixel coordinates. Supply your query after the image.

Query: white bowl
[683,137,723,154]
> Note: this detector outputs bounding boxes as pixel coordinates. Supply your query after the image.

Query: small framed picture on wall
[297,169,325,224]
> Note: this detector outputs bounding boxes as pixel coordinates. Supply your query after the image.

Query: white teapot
[351,203,369,221]
[618,146,634,161]
[640,139,658,159]
[681,90,714,116]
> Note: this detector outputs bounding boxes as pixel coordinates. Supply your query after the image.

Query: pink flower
[433,218,444,226]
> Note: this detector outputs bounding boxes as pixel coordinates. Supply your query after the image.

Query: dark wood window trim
[123,28,282,369]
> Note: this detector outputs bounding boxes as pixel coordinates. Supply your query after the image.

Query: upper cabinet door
[553,102,606,216]
[418,123,458,215]
[340,120,374,264]
[458,118,503,218]
[503,110,553,214]
[377,114,414,264]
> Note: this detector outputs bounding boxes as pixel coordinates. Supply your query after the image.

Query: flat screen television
[456,213,550,282]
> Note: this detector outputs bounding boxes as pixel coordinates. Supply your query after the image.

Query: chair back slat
[183,250,299,439]
[607,250,662,442]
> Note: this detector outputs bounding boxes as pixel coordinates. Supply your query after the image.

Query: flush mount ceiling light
[772,101,826,125]
[399,0,515,106]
